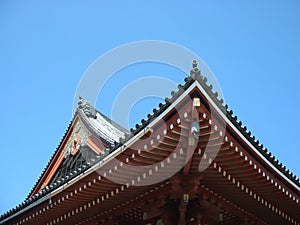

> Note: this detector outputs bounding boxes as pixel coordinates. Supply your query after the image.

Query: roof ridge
[78,96,129,135]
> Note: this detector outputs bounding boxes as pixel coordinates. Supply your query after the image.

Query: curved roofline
[1,61,299,222]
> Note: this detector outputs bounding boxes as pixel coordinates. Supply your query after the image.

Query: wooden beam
[182,99,201,176]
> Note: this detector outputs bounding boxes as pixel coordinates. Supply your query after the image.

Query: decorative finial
[192,59,198,68]
[189,59,201,80]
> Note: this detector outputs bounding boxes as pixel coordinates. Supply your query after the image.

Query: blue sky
[0,1,299,215]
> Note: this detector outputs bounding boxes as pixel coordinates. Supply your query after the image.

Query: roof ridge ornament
[189,59,202,81]
[78,96,97,119]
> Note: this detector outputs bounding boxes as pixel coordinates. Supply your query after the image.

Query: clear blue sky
[0,1,299,215]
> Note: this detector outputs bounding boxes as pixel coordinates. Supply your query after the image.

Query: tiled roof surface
[48,145,99,186]
[1,61,299,221]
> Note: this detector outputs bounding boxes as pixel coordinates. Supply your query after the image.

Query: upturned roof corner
[78,96,97,119]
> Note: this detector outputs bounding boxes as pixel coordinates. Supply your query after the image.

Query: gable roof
[127,63,300,188]
[1,60,299,223]
[26,99,129,199]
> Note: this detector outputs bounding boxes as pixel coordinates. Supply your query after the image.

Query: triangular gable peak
[30,100,128,197]
[125,61,299,192]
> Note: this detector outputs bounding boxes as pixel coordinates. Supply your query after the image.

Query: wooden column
[161,201,179,225]
[178,201,187,225]
[168,174,202,225]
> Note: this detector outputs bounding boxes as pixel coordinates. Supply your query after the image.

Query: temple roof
[0,60,299,223]
[127,65,300,188]
[22,98,130,202]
